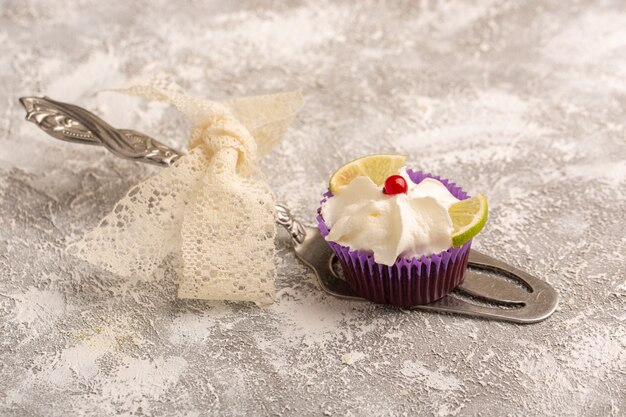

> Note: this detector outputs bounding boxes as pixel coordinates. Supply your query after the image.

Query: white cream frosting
[321,169,460,266]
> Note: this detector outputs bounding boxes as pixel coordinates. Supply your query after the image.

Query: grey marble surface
[1,1,625,416]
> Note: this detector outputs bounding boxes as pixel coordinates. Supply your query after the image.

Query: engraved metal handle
[20,96,183,167]
[20,96,306,228]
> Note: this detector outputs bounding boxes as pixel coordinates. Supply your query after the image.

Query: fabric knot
[188,112,258,169]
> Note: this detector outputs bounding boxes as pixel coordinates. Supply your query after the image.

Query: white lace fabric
[68,85,303,305]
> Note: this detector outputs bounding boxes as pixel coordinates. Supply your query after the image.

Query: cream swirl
[321,169,460,265]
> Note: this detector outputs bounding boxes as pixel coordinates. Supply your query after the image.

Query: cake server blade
[277,208,558,324]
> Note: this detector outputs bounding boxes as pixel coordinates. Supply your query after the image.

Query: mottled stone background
[1,1,625,416]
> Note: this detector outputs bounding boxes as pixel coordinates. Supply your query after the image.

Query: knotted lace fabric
[69,86,303,305]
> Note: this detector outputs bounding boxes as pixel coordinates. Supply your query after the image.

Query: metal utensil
[19,96,558,323]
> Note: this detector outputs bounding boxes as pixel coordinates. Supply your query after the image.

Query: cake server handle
[19,96,311,232]
[19,96,183,167]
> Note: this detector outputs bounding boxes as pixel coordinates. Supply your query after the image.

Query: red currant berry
[383,175,408,195]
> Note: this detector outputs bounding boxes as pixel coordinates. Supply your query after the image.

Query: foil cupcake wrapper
[317,169,471,307]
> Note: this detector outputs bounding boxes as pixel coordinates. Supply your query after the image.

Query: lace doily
[68,85,303,305]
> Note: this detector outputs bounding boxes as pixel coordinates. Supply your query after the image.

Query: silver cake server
[19,96,558,323]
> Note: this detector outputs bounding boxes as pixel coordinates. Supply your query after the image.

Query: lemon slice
[449,193,488,247]
[329,154,406,193]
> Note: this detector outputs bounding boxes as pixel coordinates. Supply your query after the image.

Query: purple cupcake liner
[317,169,472,307]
